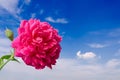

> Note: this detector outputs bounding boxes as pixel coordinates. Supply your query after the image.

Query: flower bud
[5,29,14,41]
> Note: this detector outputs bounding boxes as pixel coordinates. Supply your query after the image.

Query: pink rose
[12,19,62,69]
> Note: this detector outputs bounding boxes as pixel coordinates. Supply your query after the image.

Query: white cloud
[88,43,106,48]
[45,17,68,24]
[76,51,96,59]
[1,58,120,80]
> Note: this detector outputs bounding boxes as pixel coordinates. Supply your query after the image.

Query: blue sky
[1,0,120,80]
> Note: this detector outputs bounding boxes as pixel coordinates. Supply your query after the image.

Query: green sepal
[11,58,20,63]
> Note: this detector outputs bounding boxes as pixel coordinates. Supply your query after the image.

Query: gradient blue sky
[1,0,120,80]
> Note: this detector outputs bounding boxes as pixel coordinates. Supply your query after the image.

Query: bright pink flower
[12,19,62,69]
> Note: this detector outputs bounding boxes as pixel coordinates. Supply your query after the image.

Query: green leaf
[1,54,20,63]
[0,58,4,65]
[1,55,11,60]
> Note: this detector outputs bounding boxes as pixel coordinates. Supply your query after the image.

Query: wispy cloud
[89,31,102,35]
[0,0,19,14]
[89,28,120,37]
[108,28,120,37]
[115,49,120,56]
[88,43,106,48]
[0,0,31,21]
[39,9,44,15]
[31,13,36,18]
[0,0,21,24]
[45,17,68,24]
[61,32,66,37]
[24,0,31,5]
[118,41,120,44]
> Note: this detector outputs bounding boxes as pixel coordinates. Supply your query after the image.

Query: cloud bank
[0,58,120,80]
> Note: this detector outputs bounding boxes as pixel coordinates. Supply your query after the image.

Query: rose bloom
[12,19,62,69]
